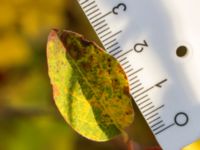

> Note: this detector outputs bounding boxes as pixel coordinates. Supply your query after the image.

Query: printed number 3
[112,3,127,15]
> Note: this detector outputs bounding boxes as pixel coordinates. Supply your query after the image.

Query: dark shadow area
[66,68,77,124]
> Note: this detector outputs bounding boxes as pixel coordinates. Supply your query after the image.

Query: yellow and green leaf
[47,29,134,141]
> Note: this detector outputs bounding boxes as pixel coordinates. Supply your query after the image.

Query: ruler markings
[124,67,133,73]
[88,12,102,20]
[140,102,153,110]
[119,57,127,63]
[138,98,151,106]
[146,113,159,121]
[109,46,120,53]
[155,123,176,135]
[144,105,165,117]
[151,120,164,128]
[80,0,89,5]
[89,12,102,20]
[127,71,137,78]
[121,61,129,66]
[149,117,161,125]
[129,79,139,86]
[112,50,123,57]
[93,20,105,28]
[97,27,110,35]
[135,94,148,102]
[82,1,95,9]
[100,31,112,39]
[134,86,155,99]
[104,39,116,46]
[128,72,134,78]
[142,105,155,114]
[130,79,139,84]
[87,9,100,17]
[116,48,134,59]
[96,23,108,32]
[127,70,135,76]
[106,42,119,49]
[130,83,142,91]
[129,77,138,83]
[123,65,131,70]
[102,30,122,43]
[85,4,97,13]
[153,124,166,132]
[126,69,134,74]
[128,68,143,77]
[91,11,112,24]
[134,79,168,99]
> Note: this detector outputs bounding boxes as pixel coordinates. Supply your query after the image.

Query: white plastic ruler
[77,0,200,149]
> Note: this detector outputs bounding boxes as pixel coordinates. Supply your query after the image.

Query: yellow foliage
[0,33,31,69]
[0,3,16,28]
[18,1,67,38]
[182,139,200,150]
[0,70,49,108]
[0,0,68,69]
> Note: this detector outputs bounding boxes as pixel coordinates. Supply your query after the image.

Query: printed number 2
[134,40,149,53]
[112,3,127,15]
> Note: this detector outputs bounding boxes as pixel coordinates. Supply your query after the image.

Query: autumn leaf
[47,29,134,141]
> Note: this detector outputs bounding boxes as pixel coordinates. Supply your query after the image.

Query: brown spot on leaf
[81,62,91,71]
[123,86,129,96]
[81,40,92,47]
[125,109,133,115]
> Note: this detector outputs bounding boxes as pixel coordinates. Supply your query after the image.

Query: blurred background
[0,0,158,150]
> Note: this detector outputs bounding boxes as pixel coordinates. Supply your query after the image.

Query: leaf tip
[48,29,59,42]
